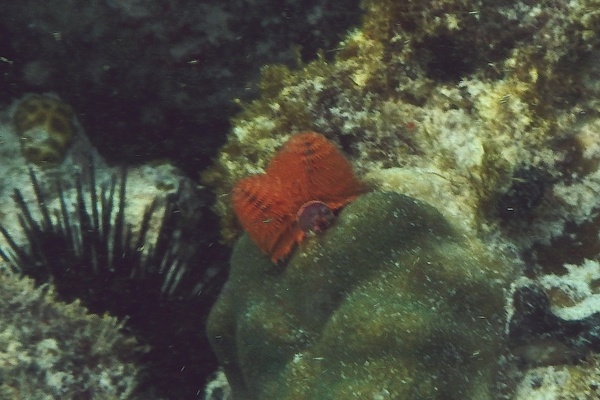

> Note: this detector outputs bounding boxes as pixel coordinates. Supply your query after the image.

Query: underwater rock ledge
[207,191,514,399]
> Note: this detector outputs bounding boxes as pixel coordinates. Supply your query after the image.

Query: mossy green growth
[207,192,513,399]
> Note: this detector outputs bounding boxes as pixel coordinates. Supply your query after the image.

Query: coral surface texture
[208,192,513,399]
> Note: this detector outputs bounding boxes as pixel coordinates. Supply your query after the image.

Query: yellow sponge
[12,94,75,166]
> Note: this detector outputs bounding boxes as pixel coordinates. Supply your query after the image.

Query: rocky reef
[206,0,600,398]
[208,192,513,399]
[206,0,600,243]
[0,96,227,399]
[0,269,142,399]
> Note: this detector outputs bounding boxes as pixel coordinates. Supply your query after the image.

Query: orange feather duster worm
[232,132,365,263]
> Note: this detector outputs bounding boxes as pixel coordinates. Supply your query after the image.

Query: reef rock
[205,0,600,396]
[205,0,600,246]
[207,191,513,399]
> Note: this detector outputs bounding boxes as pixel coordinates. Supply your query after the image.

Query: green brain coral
[207,192,513,399]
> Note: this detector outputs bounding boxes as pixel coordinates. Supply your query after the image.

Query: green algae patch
[207,192,513,399]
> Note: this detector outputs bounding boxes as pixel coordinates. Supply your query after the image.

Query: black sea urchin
[0,163,228,399]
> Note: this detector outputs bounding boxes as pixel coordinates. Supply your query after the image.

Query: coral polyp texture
[208,192,513,399]
[12,94,75,166]
[232,132,365,263]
